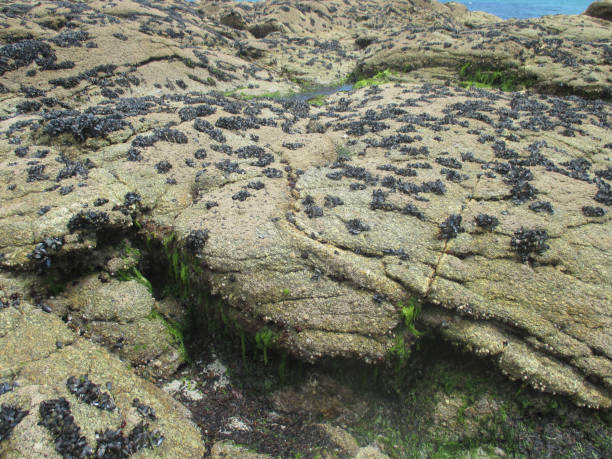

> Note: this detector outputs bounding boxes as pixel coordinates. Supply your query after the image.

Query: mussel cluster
[511,228,550,262]
[35,376,164,457]
[66,375,116,411]
[39,398,92,457]
[0,404,28,441]
[95,422,164,458]
[438,214,464,240]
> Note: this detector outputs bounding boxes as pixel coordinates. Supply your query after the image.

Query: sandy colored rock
[211,440,272,459]
[0,0,610,412]
[355,445,391,459]
[0,299,204,457]
[66,277,153,323]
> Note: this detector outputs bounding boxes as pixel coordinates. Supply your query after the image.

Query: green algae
[458,61,536,91]
[353,68,395,89]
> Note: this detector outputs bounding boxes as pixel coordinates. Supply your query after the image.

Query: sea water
[440,0,593,19]
[230,0,594,20]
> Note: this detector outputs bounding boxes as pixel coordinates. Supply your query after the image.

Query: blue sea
[440,0,593,19]
[228,0,594,20]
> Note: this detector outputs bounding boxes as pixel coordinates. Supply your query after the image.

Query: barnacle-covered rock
[0,282,203,457]
[0,0,610,414]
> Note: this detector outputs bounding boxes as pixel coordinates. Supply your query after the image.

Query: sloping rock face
[356,13,612,99]
[205,0,611,97]
[0,273,204,457]
[0,0,610,418]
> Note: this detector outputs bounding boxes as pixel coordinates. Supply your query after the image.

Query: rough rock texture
[205,0,612,97]
[0,0,610,416]
[0,274,204,457]
[62,276,183,379]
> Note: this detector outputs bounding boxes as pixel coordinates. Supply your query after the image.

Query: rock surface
[0,274,204,457]
[585,1,612,22]
[0,0,610,432]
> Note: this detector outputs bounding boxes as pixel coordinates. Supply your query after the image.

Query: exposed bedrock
[0,0,610,415]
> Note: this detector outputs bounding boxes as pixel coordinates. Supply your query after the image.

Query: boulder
[220,11,247,30]
[248,21,283,39]
[585,1,612,21]
[0,276,204,457]
[0,0,610,412]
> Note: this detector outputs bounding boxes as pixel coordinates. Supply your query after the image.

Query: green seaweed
[42,271,67,295]
[458,61,536,91]
[117,266,153,294]
[353,68,394,89]
[235,90,286,100]
[307,94,327,106]
[255,328,278,366]
[278,352,288,384]
[187,73,216,86]
[401,297,423,338]
[335,143,353,161]
[148,309,190,363]
[388,335,411,373]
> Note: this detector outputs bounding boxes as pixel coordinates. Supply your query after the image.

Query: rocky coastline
[0,0,610,457]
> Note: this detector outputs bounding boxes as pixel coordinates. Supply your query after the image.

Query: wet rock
[249,21,283,39]
[66,276,153,323]
[220,11,247,30]
[0,0,610,415]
